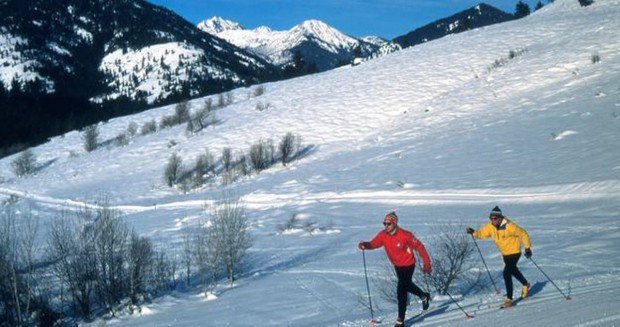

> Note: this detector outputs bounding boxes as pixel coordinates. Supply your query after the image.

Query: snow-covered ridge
[197,16,244,35]
[197,16,394,69]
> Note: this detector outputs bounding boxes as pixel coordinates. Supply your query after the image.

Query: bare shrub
[192,150,215,186]
[279,133,301,166]
[217,94,226,108]
[82,124,99,152]
[426,224,481,295]
[253,85,266,97]
[226,92,234,106]
[0,205,42,325]
[159,115,177,129]
[11,149,37,177]
[221,147,233,174]
[149,246,177,294]
[277,214,301,232]
[164,153,183,187]
[235,150,250,177]
[114,132,129,147]
[249,139,275,172]
[126,122,138,137]
[255,102,271,111]
[591,53,601,64]
[140,119,157,135]
[174,101,190,124]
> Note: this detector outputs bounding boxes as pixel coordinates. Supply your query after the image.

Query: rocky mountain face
[393,3,514,48]
[0,0,279,154]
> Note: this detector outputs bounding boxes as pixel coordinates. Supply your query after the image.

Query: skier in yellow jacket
[467,206,532,308]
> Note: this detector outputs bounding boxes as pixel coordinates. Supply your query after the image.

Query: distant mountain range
[197,17,400,73]
[393,3,515,48]
[0,0,513,156]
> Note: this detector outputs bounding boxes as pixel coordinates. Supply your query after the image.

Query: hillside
[0,0,618,326]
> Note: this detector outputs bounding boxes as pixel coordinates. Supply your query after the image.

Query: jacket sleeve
[410,236,431,268]
[367,231,385,249]
[510,223,532,249]
[472,222,493,239]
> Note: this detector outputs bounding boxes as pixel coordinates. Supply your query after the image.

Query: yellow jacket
[472,218,531,256]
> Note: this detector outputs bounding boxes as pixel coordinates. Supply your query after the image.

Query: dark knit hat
[489,206,503,219]
[384,211,398,224]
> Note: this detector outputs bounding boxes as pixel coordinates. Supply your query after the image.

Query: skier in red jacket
[358,212,432,327]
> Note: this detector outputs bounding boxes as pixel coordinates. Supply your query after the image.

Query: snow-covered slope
[1,0,619,326]
[197,17,391,70]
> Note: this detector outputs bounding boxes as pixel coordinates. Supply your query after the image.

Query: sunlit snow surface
[1,0,619,326]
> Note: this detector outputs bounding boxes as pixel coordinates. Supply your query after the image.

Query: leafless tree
[181,226,193,287]
[127,232,153,304]
[193,216,221,294]
[48,211,97,319]
[209,196,252,285]
[91,206,130,312]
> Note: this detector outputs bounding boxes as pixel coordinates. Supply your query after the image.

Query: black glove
[358,241,370,250]
[524,248,532,259]
[466,227,475,235]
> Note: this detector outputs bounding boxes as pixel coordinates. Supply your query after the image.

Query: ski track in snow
[342,279,620,326]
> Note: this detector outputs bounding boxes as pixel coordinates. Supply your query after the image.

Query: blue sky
[148,0,541,39]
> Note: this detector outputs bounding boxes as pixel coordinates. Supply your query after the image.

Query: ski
[499,297,524,309]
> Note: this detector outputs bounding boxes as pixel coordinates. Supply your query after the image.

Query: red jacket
[367,227,431,268]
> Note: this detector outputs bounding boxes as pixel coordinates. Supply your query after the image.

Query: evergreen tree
[535,1,544,10]
[514,1,531,19]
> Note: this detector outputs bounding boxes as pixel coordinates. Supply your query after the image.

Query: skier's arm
[364,232,385,249]
[512,224,532,249]
[411,237,431,272]
[472,223,492,239]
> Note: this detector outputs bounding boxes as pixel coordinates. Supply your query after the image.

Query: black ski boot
[422,293,431,311]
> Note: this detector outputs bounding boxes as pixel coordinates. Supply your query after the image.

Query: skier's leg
[402,265,426,298]
[395,266,410,320]
[511,254,529,285]
[502,255,519,299]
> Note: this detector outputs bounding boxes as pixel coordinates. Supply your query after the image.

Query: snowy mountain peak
[253,26,272,33]
[290,19,356,45]
[197,16,244,35]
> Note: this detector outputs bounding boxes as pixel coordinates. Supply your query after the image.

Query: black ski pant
[395,265,428,320]
[502,253,528,299]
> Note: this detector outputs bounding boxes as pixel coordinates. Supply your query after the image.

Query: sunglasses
[490,217,502,220]
[383,222,393,226]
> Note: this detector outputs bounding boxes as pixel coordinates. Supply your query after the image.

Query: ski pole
[427,273,474,319]
[361,250,377,324]
[528,257,572,300]
[470,234,501,295]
